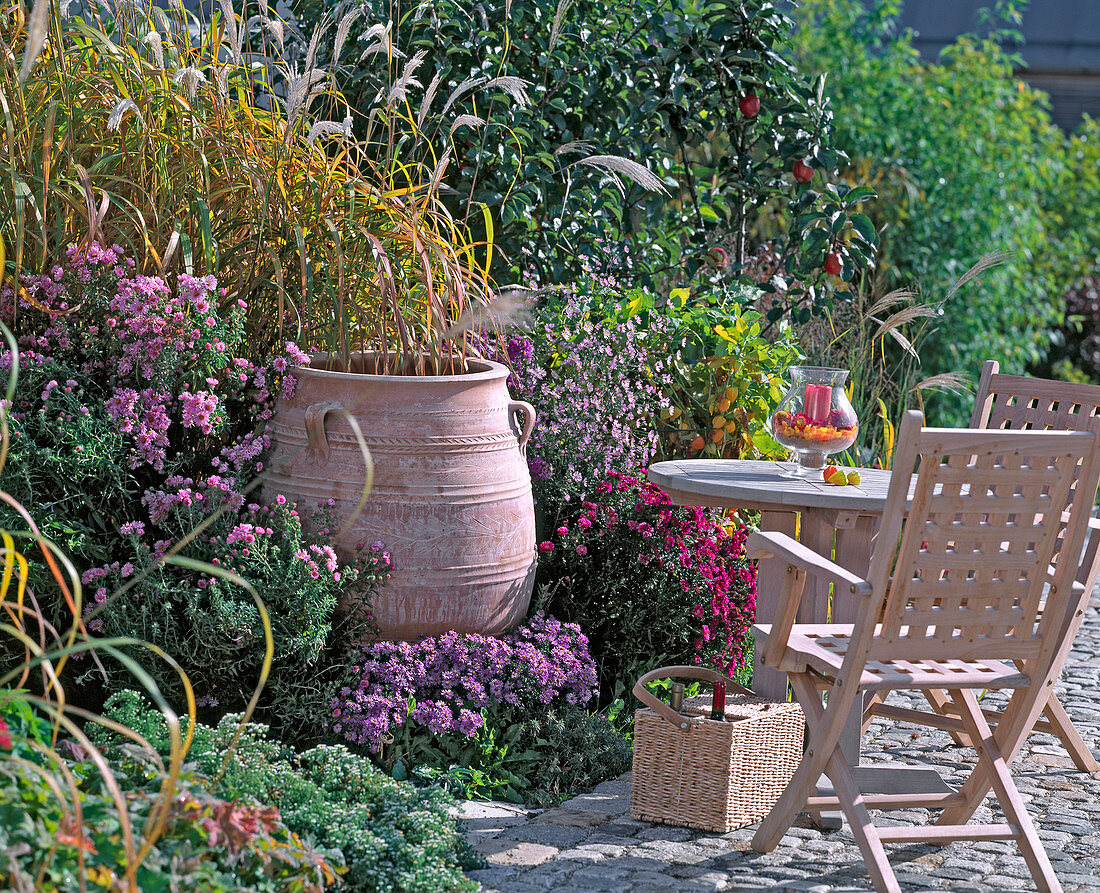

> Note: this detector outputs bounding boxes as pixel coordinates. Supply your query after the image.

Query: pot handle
[508,400,536,456]
[304,401,344,462]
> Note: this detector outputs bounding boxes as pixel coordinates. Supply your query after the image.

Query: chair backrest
[971,359,1100,433]
[971,359,1100,588]
[860,412,1100,667]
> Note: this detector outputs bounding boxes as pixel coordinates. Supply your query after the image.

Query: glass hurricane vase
[770,367,859,477]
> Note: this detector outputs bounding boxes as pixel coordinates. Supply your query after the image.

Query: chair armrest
[748,530,872,672]
[747,530,872,597]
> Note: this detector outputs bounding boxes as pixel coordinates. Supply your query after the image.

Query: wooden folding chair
[750,411,1100,893]
[863,360,1100,770]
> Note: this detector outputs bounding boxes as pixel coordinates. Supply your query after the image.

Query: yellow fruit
[724,386,739,402]
[711,428,725,443]
[717,397,731,413]
[847,471,862,485]
[712,415,727,428]
[824,468,847,485]
[724,420,737,433]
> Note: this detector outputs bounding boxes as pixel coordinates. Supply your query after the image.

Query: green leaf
[844,186,877,205]
[849,213,877,243]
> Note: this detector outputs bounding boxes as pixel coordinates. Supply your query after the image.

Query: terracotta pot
[264,352,537,640]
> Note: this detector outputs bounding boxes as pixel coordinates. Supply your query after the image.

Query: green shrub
[1,245,384,739]
[97,690,476,893]
[1049,117,1100,285]
[414,703,633,809]
[790,0,1074,420]
[482,275,666,513]
[638,284,802,460]
[1037,117,1100,382]
[297,0,876,298]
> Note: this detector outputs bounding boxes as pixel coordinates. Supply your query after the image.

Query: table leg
[832,514,877,623]
[831,514,877,767]
[795,510,863,828]
[752,510,798,703]
[799,511,836,624]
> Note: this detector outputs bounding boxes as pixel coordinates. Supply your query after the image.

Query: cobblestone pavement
[458,592,1100,892]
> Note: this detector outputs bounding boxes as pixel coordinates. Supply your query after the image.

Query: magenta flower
[542,470,756,677]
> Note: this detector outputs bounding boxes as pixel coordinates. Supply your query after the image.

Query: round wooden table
[648,459,891,711]
[647,458,949,808]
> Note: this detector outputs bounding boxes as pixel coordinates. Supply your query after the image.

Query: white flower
[173,66,207,101]
[143,31,165,69]
[305,116,353,147]
[107,99,142,132]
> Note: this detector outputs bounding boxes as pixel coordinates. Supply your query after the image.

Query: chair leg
[861,690,886,734]
[752,670,862,853]
[949,689,1064,893]
[936,684,1047,827]
[865,689,1097,771]
[1041,694,1100,772]
[793,675,901,893]
[921,689,971,747]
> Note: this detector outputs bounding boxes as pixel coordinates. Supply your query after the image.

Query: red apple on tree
[792,159,814,183]
[824,251,842,276]
[739,94,760,117]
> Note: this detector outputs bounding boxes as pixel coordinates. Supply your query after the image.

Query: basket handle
[632,665,755,730]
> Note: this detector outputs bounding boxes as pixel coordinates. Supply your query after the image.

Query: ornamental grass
[0,0,513,373]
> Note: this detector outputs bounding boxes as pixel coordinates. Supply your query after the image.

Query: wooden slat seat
[753,623,1031,690]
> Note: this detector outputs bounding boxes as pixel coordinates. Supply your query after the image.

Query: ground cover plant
[97,690,479,893]
[331,613,631,805]
[2,701,339,892]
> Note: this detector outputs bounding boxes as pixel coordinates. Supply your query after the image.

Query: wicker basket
[629,665,805,833]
